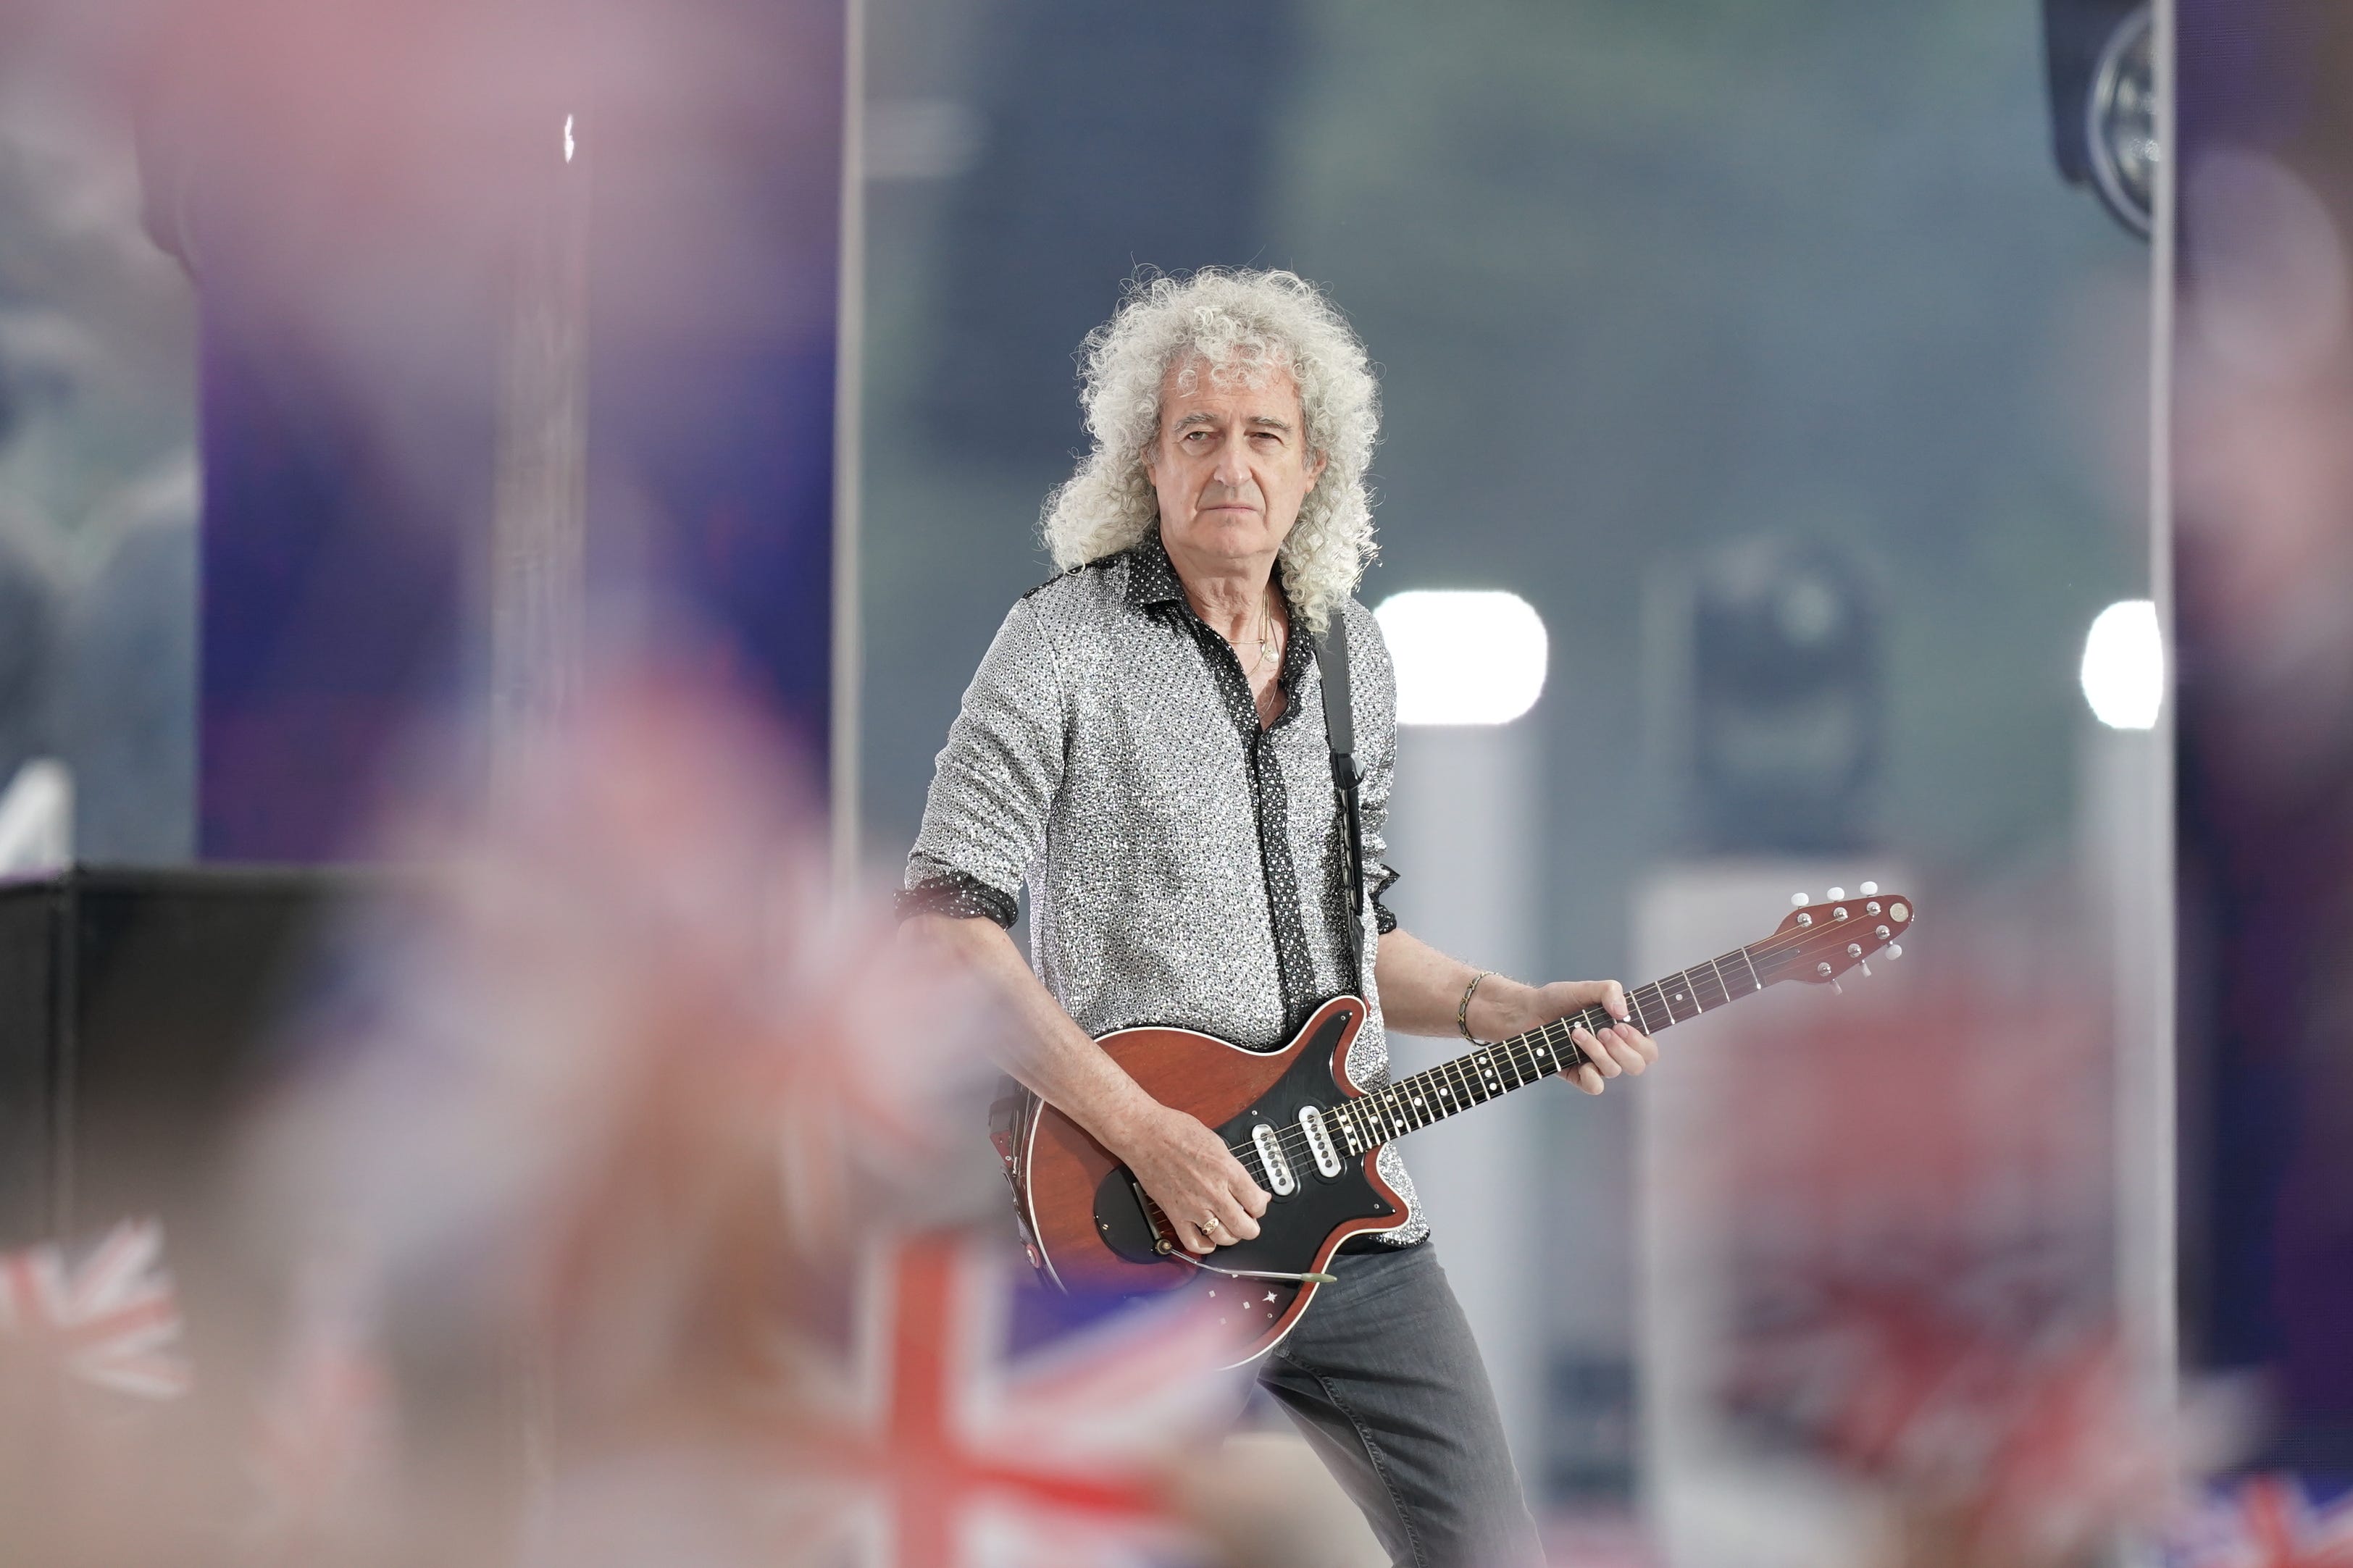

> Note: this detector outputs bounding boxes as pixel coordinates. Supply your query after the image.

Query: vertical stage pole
[1386,722,1545,1483]
[2137,0,2179,1420]
[832,0,868,887]
[489,106,590,763]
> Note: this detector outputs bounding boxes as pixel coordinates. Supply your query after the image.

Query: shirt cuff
[895,869,1018,928]
[1371,865,1400,936]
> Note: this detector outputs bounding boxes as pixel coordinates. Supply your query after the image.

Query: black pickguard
[1091,1009,1399,1274]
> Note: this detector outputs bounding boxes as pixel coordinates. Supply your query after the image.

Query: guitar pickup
[1296,1106,1345,1178]
[1250,1123,1297,1196]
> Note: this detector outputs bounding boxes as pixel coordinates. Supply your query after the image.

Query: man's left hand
[1474,978,1658,1096]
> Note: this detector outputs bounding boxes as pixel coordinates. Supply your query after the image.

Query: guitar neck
[1342,946,1770,1144]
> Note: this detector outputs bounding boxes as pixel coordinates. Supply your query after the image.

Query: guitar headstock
[1755,882,1915,991]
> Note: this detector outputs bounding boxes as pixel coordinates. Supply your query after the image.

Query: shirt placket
[1169,611,1318,1033]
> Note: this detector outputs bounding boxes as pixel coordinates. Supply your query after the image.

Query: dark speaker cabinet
[0,865,356,1248]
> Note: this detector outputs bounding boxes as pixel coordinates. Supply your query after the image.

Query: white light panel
[2080,598,2163,730]
[1374,590,1549,726]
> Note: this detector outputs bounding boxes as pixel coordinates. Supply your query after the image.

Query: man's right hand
[903,916,1271,1255]
[1113,1103,1271,1255]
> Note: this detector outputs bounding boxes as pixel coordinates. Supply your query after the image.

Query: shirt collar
[1125,525,1314,718]
[1124,525,1190,611]
[1124,525,1301,629]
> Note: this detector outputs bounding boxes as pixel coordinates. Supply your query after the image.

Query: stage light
[1681,537,1879,853]
[564,115,576,163]
[2040,0,2156,238]
[2080,599,2162,729]
[1375,591,1548,726]
[2087,4,2156,236]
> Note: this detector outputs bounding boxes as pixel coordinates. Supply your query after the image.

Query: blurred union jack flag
[758,1230,1245,1568]
[0,1219,190,1400]
[2171,1475,2353,1568]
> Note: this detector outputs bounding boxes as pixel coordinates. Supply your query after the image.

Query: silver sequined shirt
[904,529,1426,1244]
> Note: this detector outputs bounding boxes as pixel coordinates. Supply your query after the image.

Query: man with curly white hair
[903,268,1657,1566]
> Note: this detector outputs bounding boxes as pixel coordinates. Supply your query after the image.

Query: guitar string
[1219,995,1648,1170]
[1220,949,1764,1169]
[1219,1005,1611,1167]
[1221,935,1781,1166]
[1142,914,1897,1291]
[1227,983,1666,1167]
[1208,906,1902,1173]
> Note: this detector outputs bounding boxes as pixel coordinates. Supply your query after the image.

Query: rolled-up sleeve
[900,599,1068,926]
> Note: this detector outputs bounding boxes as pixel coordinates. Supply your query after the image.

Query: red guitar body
[1016,996,1403,1365]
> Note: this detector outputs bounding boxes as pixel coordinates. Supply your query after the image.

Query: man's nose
[1211,432,1253,488]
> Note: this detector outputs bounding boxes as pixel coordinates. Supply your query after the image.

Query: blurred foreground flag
[759,1230,1245,1568]
[0,1220,189,1401]
[2171,1475,2353,1568]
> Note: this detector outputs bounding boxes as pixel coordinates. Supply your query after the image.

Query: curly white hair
[1039,268,1380,634]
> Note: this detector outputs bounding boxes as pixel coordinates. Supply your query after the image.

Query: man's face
[1144,359,1326,569]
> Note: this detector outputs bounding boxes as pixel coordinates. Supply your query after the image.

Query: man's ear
[1305,448,1329,488]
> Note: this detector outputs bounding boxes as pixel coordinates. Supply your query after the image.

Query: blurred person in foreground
[900,267,1660,1568]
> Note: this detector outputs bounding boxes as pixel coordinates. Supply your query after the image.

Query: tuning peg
[1827,886,1845,901]
[1859,960,1872,977]
[1860,881,1878,896]
[1791,892,1809,907]
[1887,944,1902,960]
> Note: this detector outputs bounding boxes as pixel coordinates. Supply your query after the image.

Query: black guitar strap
[1314,611,1369,991]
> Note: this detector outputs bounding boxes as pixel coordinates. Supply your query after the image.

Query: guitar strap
[1314,611,1370,991]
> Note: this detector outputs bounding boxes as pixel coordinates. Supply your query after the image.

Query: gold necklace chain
[1217,587,1282,676]
[1243,589,1282,676]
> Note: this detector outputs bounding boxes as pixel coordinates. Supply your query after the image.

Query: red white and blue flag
[2171,1476,2353,1568]
[758,1230,1246,1568]
[0,1219,191,1400]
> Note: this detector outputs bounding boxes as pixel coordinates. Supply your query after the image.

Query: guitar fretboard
[1330,946,1767,1150]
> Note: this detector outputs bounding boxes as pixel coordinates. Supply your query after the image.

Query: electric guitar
[1004,886,1915,1365]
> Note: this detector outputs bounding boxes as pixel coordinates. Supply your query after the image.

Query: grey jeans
[1257,1241,1544,1568]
